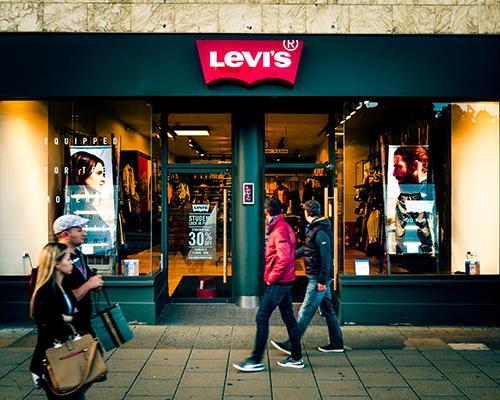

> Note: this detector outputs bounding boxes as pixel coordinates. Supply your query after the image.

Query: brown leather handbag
[43,326,107,395]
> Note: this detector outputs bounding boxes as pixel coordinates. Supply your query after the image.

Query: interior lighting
[355,102,363,110]
[345,115,352,120]
[173,126,210,136]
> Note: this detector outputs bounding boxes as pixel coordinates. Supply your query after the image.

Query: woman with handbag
[29,242,89,399]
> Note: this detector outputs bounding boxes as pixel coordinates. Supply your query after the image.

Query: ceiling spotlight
[356,102,363,110]
[363,100,378,108]
[345,115,352,120]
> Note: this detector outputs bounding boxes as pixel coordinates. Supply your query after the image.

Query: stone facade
[0,1,498,34]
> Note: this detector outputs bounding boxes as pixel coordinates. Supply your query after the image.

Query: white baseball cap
[53,214,89,235]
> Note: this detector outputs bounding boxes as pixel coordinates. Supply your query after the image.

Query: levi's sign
[196,40,303,86]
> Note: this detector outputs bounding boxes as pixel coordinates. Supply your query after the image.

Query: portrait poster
[187,204,217,260]
[64,145,117,256]
[385,145,438,255]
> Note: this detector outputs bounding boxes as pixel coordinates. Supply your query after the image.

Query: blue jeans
[251,284,302,362]
[285,276,343,348]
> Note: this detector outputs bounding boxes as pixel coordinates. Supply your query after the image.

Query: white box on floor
[355,259,370,275]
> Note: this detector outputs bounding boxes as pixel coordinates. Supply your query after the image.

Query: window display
[65,146,117,262]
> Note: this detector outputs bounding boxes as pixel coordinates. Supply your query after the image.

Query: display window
[0,99,160,276]
[0,100,498,282]
[340,101,499,276]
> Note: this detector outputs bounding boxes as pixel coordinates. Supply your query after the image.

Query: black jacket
[30,280,84,377]
[296,217,333,285]
[62,249,94,333]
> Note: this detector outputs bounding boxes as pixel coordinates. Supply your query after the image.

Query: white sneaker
[277,356,305,369]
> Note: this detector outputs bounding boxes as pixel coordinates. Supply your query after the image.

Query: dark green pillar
[233,112,264,308]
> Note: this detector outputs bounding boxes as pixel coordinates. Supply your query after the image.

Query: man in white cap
[53,214,104,333]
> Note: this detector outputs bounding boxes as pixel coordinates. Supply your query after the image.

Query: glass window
[265,114,329,164]
[161,113,231,164]
[340,100,499,276]
[0,99,160,276]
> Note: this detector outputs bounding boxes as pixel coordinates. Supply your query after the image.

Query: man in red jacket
[233,198,303,372]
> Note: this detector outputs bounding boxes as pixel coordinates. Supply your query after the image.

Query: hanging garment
[122,164,136,196]
[367,209,381,244]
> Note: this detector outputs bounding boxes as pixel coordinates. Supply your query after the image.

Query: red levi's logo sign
[196,40,303,86]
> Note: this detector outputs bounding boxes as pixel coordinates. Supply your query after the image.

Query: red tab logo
[196,40,303,86]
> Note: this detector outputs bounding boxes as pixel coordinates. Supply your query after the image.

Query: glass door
[167,171,232,300]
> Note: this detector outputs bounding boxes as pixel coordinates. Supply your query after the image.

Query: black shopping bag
[91,287,134,351]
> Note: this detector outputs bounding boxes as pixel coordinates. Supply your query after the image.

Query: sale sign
[196,40,303,86]
[187,204,217,260]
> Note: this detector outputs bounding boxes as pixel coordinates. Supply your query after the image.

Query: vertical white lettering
[209,51,225,68]
[82,137,88,144]
[55,196,60,204]
[54,167,59,175]
[54,138,59,146]
[103,137,108,145]
[64,167,69,175]
[113,137,118,145]
[64,138,69,145]
[92,137,98,145]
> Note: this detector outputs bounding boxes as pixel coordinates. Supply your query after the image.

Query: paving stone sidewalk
[0,306,499,400]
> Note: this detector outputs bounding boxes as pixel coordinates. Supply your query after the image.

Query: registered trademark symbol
[283,40,299,52]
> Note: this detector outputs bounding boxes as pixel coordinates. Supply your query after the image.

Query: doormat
[448,343,490,350]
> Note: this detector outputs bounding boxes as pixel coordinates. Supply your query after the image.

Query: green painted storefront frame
[0,33,498,325]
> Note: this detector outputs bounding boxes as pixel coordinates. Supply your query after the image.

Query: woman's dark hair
[70,151,104,185]
[265,197,282,217]
[303,200,322,217]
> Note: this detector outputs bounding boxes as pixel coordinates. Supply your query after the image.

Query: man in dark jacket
[54,214,104,334]
[233,198,303,372]
[271,200,344,354]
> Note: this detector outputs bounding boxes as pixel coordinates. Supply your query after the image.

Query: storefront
[0,33,499,325]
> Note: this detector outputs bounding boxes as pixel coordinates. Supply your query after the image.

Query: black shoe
[270,339,291,356]
[277,356,305,369]
[318,344,344,353]
[232,358,264,372]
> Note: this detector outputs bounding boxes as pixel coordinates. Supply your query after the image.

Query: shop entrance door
[167,171,232,301]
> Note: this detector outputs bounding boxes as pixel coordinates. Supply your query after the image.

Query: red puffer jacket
[264,214,297,285]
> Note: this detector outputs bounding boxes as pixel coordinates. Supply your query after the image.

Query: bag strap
[47,338,99,396]
[101,286,112,308]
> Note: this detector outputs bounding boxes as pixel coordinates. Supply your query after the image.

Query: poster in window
[385,145,438,255]
[64,145,117,256]
[187,204,217,260]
